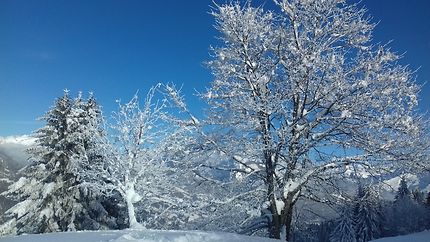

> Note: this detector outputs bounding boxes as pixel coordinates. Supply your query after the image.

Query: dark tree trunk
[268,204,281,239]
[267,194,295,241]
[283,199,294,241]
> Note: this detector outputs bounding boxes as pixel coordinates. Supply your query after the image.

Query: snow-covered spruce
[330,205,356,242]
[0,91,120,235]
[353,185,383,242]
[385,176,429,235]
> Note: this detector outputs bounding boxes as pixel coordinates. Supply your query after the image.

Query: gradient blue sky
[1,0,429,136]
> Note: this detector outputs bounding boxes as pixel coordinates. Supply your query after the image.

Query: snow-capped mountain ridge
[0,135,35,165]
[0,135,36,146]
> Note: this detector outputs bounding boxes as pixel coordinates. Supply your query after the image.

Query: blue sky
[1,0,429,136]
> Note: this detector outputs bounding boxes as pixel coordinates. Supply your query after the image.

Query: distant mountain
[0,135,35,218]
[379,172,430,199]
[0,135,35,166]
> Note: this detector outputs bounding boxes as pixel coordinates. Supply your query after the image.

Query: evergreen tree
[394,176,410,201]
[426,191,430,229]
[0,91,77,234]
[354,185,383,242]
[388,176,428,235]
[392,176,412,234]
[68,92,127,230]
[426,191,430,207]
[412,188,425,205]
[69,92,109,192]
[0,91,118,235]
[330,205,356,242]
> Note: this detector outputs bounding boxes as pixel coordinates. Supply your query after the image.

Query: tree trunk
[268,204,281,239]
[267,195,295,241]
[282,199,294,241]
[126,193,139,228]
[123,183,141,228]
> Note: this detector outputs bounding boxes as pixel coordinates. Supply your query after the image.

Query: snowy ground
[0,229,278,242]
[1,229,429,242]
[370,230,430,242]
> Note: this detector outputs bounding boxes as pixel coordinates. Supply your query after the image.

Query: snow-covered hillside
[0,135,35,168]
[0,229,278,242]
[370,230,430,242]
[379,173,430,200]
[0,135,36,146]
[0,135,35,184]
[0,135,36,215]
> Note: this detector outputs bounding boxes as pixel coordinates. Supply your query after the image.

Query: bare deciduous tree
[202,0,426,239]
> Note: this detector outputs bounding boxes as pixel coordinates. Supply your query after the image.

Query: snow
[0,229,278,242]
[284,180,300,196]
[10,200,32,218]
[126,186,142,204]
[381,173,419,192]
[8,177,28,191]
[42,182,56,198]
[341,109,351,118]
[359,80,368,88]
[0,135,36,146]
[39,207,54,219]
[370,230,430,242]
[425,184,430,193]
[343,165,371,178]
[0,178,12,183]
[0,135,35,167]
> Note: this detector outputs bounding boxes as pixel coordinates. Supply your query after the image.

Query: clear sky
[1,0,429,136]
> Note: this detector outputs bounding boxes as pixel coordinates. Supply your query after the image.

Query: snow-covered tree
[0,91,117,235]
[69,93,127,230]
[426,191,430,208]
[330,205,356,242]
[353,185,383,242]
[107,90,157,228]
[411,188,425,204]
[204,1,425,239]
[387,176,429,235]
[0,91,77,234]
[394,176,410,202]
[107,85,198,229]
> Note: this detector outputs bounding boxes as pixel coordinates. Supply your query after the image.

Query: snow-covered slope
[370,230,430,242]
[0,135,35,168]
[378,172,430,201]
[0,229,278,242]
[0,135,36,215]
[0,135,35,185]
[0,135,36,147]
[1,229,428,242]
